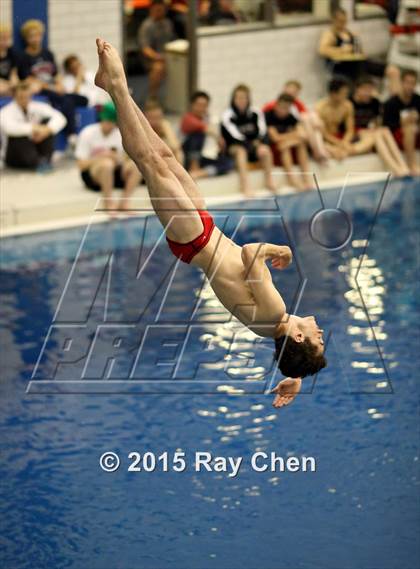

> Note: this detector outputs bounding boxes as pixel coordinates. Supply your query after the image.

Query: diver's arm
[241,243,290,316]
[241,243,292,273]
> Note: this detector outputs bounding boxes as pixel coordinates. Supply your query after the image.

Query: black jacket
[221,103,267,148]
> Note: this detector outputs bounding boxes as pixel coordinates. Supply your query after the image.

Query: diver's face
[297,316,324,352]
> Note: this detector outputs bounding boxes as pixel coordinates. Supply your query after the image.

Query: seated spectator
[0,24,18,96]
[265,93,313,192]
[221,84,276,196]
[144,99,183,163]
[17,19,78,138]
[263,80,329,162]
[207,0,243,25]
[319,7,391,83]
[180,90,231,179]
[316,77,376,160]
[383,69,420,175]
[352,77,409,176]
[63,54,109,107]
[0,81,66,170]
[138,0,175,100]
[75,102,142,213]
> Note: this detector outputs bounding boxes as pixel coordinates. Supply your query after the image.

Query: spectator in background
[168,0,188,38]
[265,93,313,192]
[352,76,409,176]
[75,102,142,213]
[319,8,365,81]
[208,0,243,25]
[63,54,109,107]
[144,99,183,163]
[319,7,399,90]
[180,90,231,179]
[0,81,66,170]
[17,19,78,138]
[263,80,329,162]
[138,0,175,100]
[383,70,420,175]
[198,0,212,25]
[316,77,376,160]
[0,24,18,96]
[221,84,276,196]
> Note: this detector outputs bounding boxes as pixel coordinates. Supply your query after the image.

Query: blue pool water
[1,178,419,569]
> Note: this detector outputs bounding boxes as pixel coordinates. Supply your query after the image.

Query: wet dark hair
[190,90,210,103]
[328,76,350,93]
[273,335,327,378]
[277,93,295,104]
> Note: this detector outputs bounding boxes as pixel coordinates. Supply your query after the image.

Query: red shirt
[180,112,207,134]
[262,98,307,116]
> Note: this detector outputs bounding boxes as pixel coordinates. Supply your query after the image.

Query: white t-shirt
[75,123,124,161]
[0,100,67,161]
[63,71,110,106]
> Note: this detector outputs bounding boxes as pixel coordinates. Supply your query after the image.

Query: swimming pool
[1,178,419,569]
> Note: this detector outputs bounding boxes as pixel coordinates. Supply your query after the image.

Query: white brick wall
[48,0,122,73]
[198,17,389,116]
[0,0,13,28]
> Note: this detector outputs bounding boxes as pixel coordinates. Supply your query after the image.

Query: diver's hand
[270,246,292,270]
[271,377,302,408]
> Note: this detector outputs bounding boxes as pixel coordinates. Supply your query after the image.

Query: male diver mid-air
[94,38,327,408]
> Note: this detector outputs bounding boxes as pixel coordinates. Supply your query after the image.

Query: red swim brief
[166,209,215,264]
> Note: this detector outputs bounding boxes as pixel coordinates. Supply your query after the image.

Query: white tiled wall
[49,0,122,73]
[0,0,13,28]
[198,17,390,116]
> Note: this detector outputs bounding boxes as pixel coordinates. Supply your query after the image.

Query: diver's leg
[95,38,203,242]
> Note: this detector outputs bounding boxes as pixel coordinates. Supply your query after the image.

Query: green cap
[99,102,117,123]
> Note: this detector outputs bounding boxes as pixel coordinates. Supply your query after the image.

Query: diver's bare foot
[95,38,127,95]
[271,377,302,408]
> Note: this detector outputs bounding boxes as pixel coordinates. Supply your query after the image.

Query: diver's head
[273,315,327,378]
